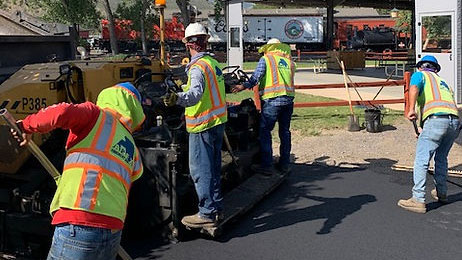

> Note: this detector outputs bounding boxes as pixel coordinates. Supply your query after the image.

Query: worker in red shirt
[11,82,145,260]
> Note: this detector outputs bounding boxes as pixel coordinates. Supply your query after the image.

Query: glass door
[417,12,456,97]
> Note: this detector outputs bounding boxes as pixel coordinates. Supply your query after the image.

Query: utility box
[415,0,461,103]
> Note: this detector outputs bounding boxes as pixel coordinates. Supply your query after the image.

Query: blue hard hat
[416,55,441,72]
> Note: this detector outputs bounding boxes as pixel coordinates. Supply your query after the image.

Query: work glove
[163,92,178,107]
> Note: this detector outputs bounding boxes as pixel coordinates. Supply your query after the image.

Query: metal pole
[159,6,165,66]
[327,0,335,50]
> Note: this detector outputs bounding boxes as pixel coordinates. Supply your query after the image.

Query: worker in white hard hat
[163,22,227,228]
[232,38,296,176]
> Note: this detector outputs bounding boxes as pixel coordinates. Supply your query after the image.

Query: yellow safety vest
[417,71,458,121]
[49,109,143,222]
[184,56,227,133]
[259,53,296,100]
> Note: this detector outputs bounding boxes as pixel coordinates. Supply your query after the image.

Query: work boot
[181,213,217,228]
[275,163,291,175]
[431,189,448,204]
[251,164,275,176]
[397,197,426,214]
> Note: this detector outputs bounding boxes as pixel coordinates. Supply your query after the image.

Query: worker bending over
[398,55,460,213]
[163,23,227,228]
[11,83,145,259]
[232,38,296,175]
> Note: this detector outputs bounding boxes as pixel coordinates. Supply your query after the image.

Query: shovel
[339,61,360,131]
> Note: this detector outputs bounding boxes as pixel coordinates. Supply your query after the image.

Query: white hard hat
[182,23,208,43]
[266,38,281,44]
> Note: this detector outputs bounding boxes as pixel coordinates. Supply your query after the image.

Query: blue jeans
[47,224,121,260]
[189,124,225,219]
[412,117,460,202]
[260,100,294,168]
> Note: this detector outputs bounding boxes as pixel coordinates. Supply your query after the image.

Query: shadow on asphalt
[123,157,462,258]
[216,160,378,242]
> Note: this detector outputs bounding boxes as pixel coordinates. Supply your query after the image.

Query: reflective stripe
[290,60,296,86]
[95,111,115,151]
[133,155,142,174]
[266,55,279,86]
[65,152,131,186]
[195,61,222,107]
[425,72,441,100]
[185,105,226,126]
[423,101,458,114]
[79,169,99,209]
[260,86,295,95]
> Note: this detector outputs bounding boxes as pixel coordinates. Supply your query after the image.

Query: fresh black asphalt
[125,159,462,260]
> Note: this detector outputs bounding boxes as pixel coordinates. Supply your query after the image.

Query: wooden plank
[391,164,462,178]
[294,80,405,89]
[294,98,405,108]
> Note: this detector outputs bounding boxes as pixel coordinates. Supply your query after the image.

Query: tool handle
[118,246,133,260]
[1,109,61,182]
[339,61,354,115]
[0,108,22,134]
[411,119,420,136]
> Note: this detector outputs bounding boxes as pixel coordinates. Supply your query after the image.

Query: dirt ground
[287,117,462,171]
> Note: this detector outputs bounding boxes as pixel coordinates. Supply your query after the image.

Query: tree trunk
[140,13,148,55]
[423,37,430,51]
[176,0,190,26]
[102,0,119,55]
[140,1,148,55]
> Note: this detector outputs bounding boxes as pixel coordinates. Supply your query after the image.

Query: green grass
[227,91,404,137]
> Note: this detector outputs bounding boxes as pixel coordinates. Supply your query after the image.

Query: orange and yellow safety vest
[259,52,296,100]
[184,55,227,133]
[49,109,143,222]
[417,71,458,121]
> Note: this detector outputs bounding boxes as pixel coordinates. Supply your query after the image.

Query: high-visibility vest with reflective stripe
[259,53,296,100]
[417,71,458,121]
[49,110,143,222]
[184,56,227,133]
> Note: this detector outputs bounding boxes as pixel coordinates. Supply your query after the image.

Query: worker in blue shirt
[232,38,296,176]
[398,55,460,213]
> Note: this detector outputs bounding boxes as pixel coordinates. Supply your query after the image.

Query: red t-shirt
[22,102,123,230]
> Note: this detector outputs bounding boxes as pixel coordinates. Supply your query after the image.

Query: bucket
[364,109,383,133]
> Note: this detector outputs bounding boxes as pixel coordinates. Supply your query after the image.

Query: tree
[102,0,119,55]
[422,15,451,50]
[213,0,224,23]
[27,0,101,30]
[176,0,190,26]
[394,10,412,47]
[116,0,158,55]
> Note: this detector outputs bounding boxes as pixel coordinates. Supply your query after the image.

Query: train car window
[421,15,452,53]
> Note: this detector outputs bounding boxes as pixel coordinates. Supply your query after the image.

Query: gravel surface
[289,118,462,171]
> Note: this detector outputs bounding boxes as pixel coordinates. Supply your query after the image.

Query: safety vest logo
[215,66,222,76]
[111,137,135,164]
[440,80,450,91]
[278,59,289,68]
